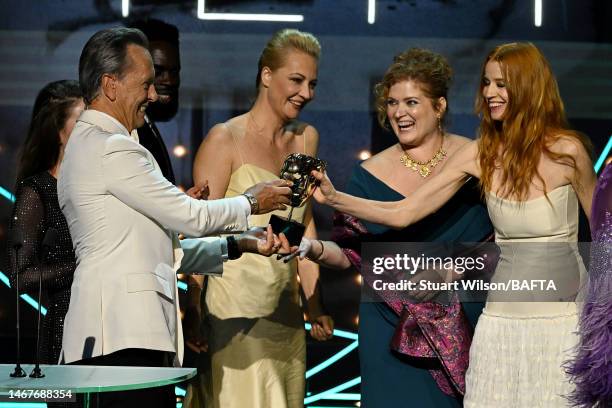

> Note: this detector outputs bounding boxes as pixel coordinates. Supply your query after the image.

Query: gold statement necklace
[400,138,447,178]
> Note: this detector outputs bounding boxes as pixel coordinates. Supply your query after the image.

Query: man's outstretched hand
[236,225,299,257]
[244,179,293,214]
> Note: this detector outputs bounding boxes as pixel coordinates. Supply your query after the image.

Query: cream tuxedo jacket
[58,110,249,365]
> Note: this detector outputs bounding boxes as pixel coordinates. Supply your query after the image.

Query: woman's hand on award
[311,170,337,205]
[279,237,313,263]
[309,314,334,341]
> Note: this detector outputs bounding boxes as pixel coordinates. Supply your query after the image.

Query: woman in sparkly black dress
[9,80,84,365]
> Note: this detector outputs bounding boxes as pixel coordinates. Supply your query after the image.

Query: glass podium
[0,364,196,407]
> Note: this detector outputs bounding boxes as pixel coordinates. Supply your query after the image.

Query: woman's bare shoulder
[444,134,478,156]
[445,133,474,149]
[204,114,249,144]
[548,133,589,159]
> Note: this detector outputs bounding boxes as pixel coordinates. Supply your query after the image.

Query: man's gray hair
[79,27,149,104]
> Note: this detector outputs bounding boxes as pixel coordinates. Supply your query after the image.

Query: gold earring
[437,115,443,133]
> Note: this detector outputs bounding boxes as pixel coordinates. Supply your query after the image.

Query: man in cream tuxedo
[58,27,292,408]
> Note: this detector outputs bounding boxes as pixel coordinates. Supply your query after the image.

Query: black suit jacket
[137,117,176,185]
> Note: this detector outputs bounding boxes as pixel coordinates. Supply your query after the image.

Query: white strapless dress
[464,185,586,407]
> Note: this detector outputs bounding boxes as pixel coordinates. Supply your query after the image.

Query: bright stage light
[534,0,542,27]
[197,0,303,22]
[368,0,376,24]
[358,150,371,160]
[173,144,188,158]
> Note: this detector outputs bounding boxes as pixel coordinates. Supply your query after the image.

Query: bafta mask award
[270,153,327,246]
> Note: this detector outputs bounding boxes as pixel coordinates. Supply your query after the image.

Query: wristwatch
[242,192,259,214]
[225,235,243,260]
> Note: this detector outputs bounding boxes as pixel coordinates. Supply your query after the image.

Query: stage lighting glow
[197,0,303,22]
[20,294,47,316]
[594,135,612,173]
[534,0,542,27]
[0,271,9,287]
[303,376,361,405]
[305,340,358,378]
[368,0,376,24]
[0,185,15,202]
[358,150,371,160]
[304,323,358,341]
[323,393,361,400]
[173,144,188,158]
[0,270,48,315]
[122,0,129,18]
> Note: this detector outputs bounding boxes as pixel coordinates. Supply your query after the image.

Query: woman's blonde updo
[255,28,321,90]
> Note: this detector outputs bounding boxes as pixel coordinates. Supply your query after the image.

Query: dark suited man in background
[129,18,183,185]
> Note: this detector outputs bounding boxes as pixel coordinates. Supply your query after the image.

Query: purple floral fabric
[332,212,473,396]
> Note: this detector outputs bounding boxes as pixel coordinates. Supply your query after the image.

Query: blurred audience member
[9,79,83,366]
[130,18,185,185]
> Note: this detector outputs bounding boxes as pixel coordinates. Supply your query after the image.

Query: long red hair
[476,42,591,201]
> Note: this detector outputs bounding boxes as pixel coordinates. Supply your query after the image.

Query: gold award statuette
[269,153,326,246]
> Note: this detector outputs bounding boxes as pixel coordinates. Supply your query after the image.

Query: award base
[270,214,305,246]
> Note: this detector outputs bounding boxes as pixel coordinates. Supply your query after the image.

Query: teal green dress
[338,164,492,408]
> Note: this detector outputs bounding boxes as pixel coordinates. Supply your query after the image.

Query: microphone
[9,228,26,378]
[30,227,59,378]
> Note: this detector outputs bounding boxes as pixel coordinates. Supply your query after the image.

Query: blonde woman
[185,29,333,408]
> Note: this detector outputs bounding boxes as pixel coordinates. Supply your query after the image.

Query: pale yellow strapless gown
[464,185,586,407]
[186,164,307,408]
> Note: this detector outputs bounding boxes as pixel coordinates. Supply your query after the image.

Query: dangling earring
[437,115,443,134]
